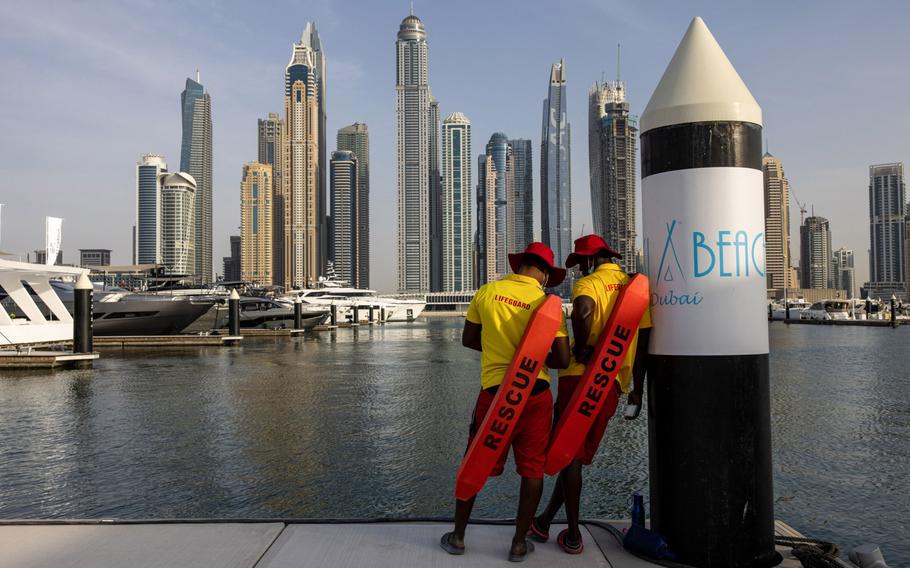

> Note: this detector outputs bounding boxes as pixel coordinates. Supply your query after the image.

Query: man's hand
[627,390,642,407]
[624,390,643,420]
[573,344,595,365]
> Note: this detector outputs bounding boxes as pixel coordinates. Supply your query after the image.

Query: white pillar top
[641,17,762,133]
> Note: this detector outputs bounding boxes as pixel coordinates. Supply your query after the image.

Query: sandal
[439,532,465,555]
[508,539,535,562]
[527,517,550,542]
[557,528,584,554]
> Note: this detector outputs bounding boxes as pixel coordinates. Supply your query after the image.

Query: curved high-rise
[541,59,572,292]
[160,172,196,276]
[396,13,437,292]
[180,76,212,282]
[477,133,513,285]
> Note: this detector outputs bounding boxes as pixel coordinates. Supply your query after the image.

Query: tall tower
[541,59,572,292]
[258,113,286,286]
[159,171,196,276]
[240,162,273,285]
[283,29,321,289]
[337,123,370,288]
[833,247,855,298]
[868,162,906,299]
[477,133,514,286]
[300,22,328,281]
[762,152,793,290]
[330,150,358,284]
[589,79,637,271]
[136,154,167,265]
[509,138,534,251]
[800,216,833,289]
[441,113,472,292]
[396,13,435,292]
[429,97,442,292]
[180,75,212,283]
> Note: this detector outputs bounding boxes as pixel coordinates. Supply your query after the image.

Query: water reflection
[0,321,907,564]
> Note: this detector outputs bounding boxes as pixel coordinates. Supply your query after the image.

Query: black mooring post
[866,298,872,320]
[73,273,93,354]
[640,17,777,567]
[891,296,896,327]
[353,304,360,324]
[330,304,337,326]
[369,305,375,323]
[228,289,240,336]
[294,296,303,329]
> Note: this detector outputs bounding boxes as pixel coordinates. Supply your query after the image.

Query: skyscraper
[240,162,273,285]
[258,113,286,285]
[477,133,513,285]
[867,163,906,299]
[541,59,572,292]
[330,151,358,284]
[589,80,637,271]
[429,97,442,292]
[136,154,167,265]
[283,27,322,289]
[396,12,436,292]
[762,152,793,290]
[833,247,855,298]
[299,22,328,282]
[509,138,534,251]
[160,172,196,276]
[441,113,472,292]
[800,216,833,289]
[179,74,212,283]
[223,235,241,282]
[337,123,370,288]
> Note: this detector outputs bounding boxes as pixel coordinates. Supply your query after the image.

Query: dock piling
[294,296,303,329]
[73,273,93,354]
[641,17,776,566]
[228,289,240,336]
[353,305,360,324]
[369,305,375,323]
[891,295,897,327]
[330,304,337,326]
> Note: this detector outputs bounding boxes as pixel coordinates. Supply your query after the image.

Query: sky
[1,0,908,292]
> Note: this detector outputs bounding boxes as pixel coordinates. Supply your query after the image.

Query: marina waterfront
[0,320,907,564]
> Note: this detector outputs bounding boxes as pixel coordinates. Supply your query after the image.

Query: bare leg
[563,459,583,542]
[535,470,566,532]
[450,495,476,547]
[511,476,543,555]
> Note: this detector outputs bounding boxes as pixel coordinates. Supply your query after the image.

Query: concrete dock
[0,519,842,568]
[93,335,243,348]
[0,350,98,369]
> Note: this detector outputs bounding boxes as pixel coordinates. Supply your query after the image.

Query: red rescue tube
[455,294,564,501]
[544,274,650,475]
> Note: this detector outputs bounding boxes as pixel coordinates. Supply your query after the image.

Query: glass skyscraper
[541,59,572,293]
[337,123,370,288]
[330,151,358,285]
[867,162,906,300]
[135,154,167,265]
[441,113,472,292]
[179,75,212,283]
[258,113,285,286]
[509,138,534,252]
[477,133,513,286]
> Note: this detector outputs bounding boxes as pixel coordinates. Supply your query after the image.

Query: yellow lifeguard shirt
[466,274,569,389]
[561,263,652,392]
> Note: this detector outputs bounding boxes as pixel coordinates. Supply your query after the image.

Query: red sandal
[527,517,549,543]
[557,528,584,554]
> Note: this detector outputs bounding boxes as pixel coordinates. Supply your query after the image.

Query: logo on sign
[645,219,765,308]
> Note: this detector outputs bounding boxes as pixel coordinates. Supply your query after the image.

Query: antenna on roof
[617,43,621,83]
[409,0,414,15]
[196,68,200,83]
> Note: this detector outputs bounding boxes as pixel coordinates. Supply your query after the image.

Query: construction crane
[790,185,808,225]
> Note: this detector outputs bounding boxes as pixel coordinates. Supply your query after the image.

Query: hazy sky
[1,0,907,292]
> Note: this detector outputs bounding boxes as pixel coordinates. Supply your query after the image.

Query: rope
[776,536,842,568]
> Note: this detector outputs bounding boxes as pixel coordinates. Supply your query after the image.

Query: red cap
[508,242,567,287]
[565,234,623,268]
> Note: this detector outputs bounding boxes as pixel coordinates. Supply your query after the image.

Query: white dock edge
[0,519,840,568]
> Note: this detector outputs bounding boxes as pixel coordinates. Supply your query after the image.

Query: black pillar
[73,275,93,354]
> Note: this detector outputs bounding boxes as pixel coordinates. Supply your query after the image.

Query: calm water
[0,321,907,563]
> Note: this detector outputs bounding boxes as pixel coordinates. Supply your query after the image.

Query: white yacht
[770,298,811,320]
[802,299,851,321]
[288,283,425,323]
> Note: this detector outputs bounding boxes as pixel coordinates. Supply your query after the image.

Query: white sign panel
[642,167,769,356]
[45,216,63,266]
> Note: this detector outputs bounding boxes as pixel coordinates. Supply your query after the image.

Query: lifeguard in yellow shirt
[530,234,652,555]
[441,242,570,562]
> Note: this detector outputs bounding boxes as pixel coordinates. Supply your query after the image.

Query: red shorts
[555,375,621,465]
[467,388,553,479]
